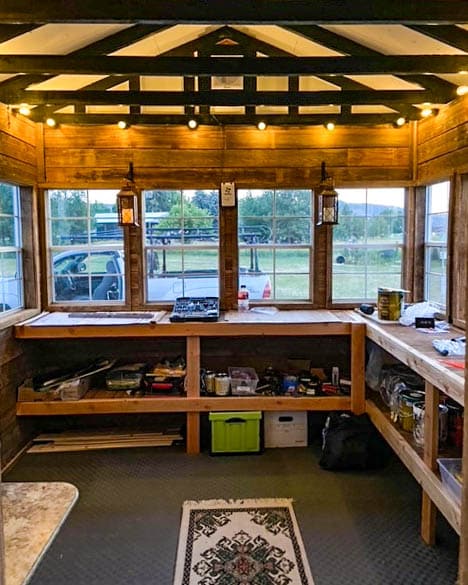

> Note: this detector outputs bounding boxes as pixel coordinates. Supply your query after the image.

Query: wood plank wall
[0,104,38,467]
[41,124,411,188]
[416,95,468,326]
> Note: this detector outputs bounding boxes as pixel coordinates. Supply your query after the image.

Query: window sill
[0,308,41,331]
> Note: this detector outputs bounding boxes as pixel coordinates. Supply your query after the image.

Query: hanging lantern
[316,161,339,226]
[117,162,139,227]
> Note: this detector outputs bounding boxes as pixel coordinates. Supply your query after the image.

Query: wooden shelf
[362,316,465,406]
[367,398,461,535]
[14,310,355,339]
[17,394,351,416]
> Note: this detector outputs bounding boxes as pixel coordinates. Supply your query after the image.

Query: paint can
[377,287,405,321]
[398,390,425,432]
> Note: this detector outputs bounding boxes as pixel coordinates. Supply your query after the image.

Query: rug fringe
[183,498,293,509]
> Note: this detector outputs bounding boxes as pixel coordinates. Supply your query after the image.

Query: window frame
[331,187,406,305]
[142,189,221,303]
[423,180,450,310]
[237,188,314,303]
[45,188,126,308]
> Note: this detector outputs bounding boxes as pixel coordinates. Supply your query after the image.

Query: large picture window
[332,188,405,302]
[144,190,219,301]
[47,190,124,303]
[0,182,23,313]
[424,180,450,307]
[237,189,312,301]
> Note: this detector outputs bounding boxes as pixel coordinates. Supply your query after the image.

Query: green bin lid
[209,411,262,421]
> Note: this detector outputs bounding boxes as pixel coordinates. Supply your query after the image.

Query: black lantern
[316,161,339,226]
[117,162,139,227]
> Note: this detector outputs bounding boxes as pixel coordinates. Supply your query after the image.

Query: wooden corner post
[351,322,366,415]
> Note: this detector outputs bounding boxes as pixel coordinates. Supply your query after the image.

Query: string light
[187,118,198,129]
[45,117,57,127]
[325,122,335,131]
[257,121,267,131]
[396,117,406,127]
[117,120,128,129]
[18,104,31,116]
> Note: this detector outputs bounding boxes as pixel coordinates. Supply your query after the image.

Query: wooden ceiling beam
[1,55,467,76]
[1,1,467,25]
[27,111,413,126]
[284,24,457,95]
[6,89,450,106]
[0,24,171,93]
[408,25,468,52]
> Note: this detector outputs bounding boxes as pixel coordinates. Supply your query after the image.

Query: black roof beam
[0,55,467,76]
[6,89,450,106]
[1,1,467,25]
[28,111,413,126]
[408,25,468,53]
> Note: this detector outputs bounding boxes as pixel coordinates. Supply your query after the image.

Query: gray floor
[4,445,458,585]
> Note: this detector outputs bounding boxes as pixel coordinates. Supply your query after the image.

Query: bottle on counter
[238,284,250,312]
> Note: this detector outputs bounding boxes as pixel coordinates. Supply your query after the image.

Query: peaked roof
[0,2,467,127]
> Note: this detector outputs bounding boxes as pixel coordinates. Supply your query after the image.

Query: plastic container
[437,458,462,504]
[228,367,258,395]
[238,285,249,312]
[209,411,262,453]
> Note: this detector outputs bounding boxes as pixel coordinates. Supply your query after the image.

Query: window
[46,190,124,303]
[144,190,219,301]
[332,188,405,302]
[424,180,450,307]
[0,182,23,313]
[238,189,312,301]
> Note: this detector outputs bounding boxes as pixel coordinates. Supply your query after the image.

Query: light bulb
[421,108,433,118]
[325,122,335,131]
[396,117,406,127]
[187,118,198,129]
[18,105,31,116]
[45,117,57,127]
[257,121,267,131]
[117,120,127,129]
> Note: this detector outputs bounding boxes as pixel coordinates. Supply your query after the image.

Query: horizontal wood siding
[0,103,38,467]
[417,95,468,184]
[42,124,411,188]
[0,105,37,185]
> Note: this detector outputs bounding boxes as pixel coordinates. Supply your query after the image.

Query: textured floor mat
[4,446,459,585]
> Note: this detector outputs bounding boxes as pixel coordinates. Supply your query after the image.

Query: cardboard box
[264,411,308,448]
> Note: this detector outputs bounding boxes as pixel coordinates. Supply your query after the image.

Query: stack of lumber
[27,428,184,453]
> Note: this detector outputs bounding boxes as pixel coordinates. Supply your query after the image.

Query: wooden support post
[185,336,200,454]
[421,382,439,545]
[350,323,365,414]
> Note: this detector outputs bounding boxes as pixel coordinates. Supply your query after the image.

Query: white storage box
[264,411,308,448]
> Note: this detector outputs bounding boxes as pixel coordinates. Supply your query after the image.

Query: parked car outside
[51,248,271,303]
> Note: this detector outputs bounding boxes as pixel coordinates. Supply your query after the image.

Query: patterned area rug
[173,498,315,584]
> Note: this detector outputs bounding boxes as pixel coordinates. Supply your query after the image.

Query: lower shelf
[16,394,351,416]
[366,398,461,535]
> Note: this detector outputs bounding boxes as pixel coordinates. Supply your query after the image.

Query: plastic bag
[432,339,466,357]
[399,301,438,327]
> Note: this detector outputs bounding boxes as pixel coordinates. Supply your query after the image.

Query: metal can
[215,373,230,396]
[204,370,216,394]
[398,390,425,432]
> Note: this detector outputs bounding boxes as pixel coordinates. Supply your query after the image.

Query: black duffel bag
[319,412,391,471]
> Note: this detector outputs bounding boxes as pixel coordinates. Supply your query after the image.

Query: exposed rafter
[408,25,468,52]
[1,1,467,25]
[5,89,450,106]
[1,55,467,76]
[28,112,410,127]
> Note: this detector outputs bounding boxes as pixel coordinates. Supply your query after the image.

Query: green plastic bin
[209,411,262,454]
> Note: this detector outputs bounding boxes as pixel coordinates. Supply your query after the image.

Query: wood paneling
[417,95,468,184]
[41,124,412,188]
[0,103,38,468]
